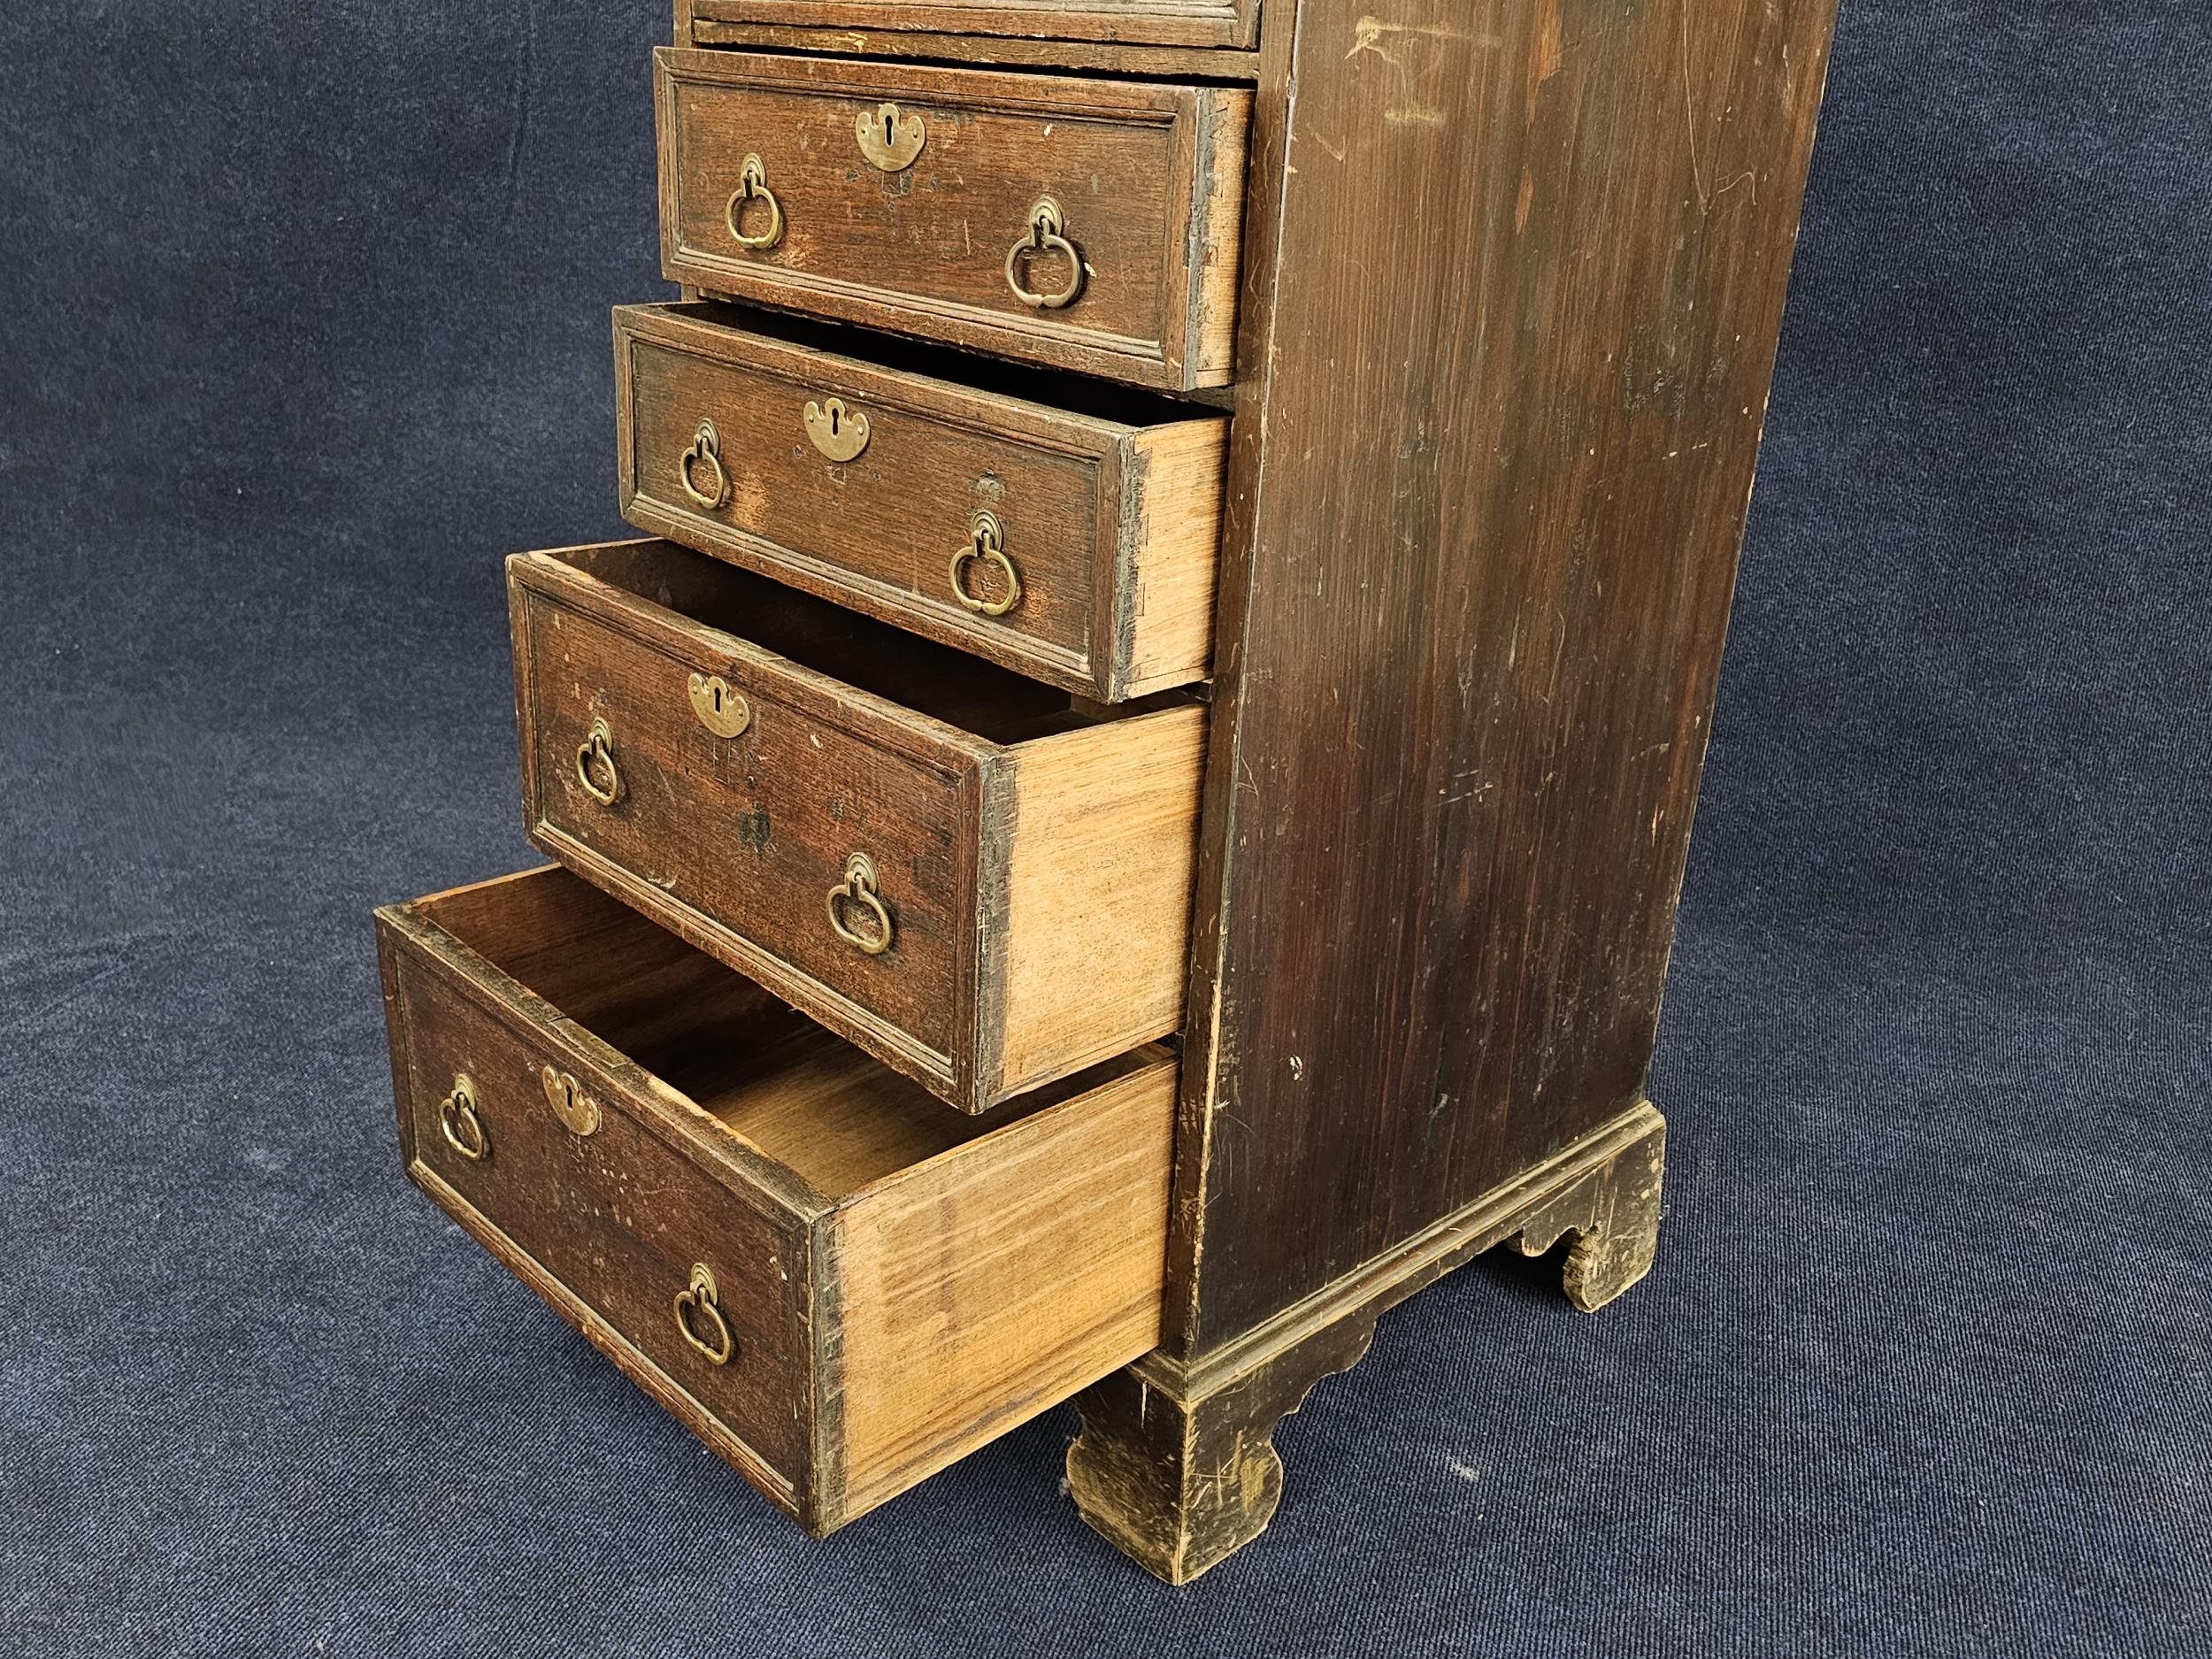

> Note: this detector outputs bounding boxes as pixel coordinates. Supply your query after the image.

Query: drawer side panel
[990,703,1207,1101]
[822,1056,1177,1525]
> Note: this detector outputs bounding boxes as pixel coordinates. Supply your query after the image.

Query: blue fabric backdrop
[3,2,2206,1654]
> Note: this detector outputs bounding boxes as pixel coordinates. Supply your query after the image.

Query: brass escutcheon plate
[855,102,925,172]
[687,672,751,738]
[539,1064,602,1137]
[803,395,870,462]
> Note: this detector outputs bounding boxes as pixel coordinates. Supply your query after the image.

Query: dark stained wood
[656,49,1249,391]
[689,0,1259,51]
[615,302,1227,701]
[509,541,1206,1113]
[379,864,1179,1535]
[1068,1103,1666,1581]
[1143,0,1841,1417]
[687,19,1260,81]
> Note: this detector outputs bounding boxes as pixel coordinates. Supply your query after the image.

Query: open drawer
[508,539,1206,1115]
[616,302,1227,703]
[377,864,1175,1534]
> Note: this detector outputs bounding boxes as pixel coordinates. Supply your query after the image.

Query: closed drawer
[510,539,1206,1114]
[617,303,1226,702]
[656,49,1249,392]
[378,864,1176,1534]
[687,0,1261,52]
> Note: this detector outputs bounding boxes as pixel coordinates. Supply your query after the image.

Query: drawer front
[618,312,1103,682]
[656,50,1248,391]
[515,588,970,1064]
[687,0,1260,52]
[388,949,810,1486]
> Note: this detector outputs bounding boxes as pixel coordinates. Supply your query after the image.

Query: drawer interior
[414,864,1145,1197]
[546,539,1187,747]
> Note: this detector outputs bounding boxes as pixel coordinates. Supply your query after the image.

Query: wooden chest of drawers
[377,0,1842,1583]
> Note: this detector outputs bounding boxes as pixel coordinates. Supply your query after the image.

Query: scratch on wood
[1678,2,1760,217]
[1348,15,1492,58]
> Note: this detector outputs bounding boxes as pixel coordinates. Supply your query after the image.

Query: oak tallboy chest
[375,0,1841,1580]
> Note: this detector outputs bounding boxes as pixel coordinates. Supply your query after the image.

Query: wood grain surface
[378,864,1179,1535]
[687,18,1260,80]
[689,0,1260,52]
[615,302,1227,699]
[1167,0,1843,1351]
[992,703,1206,1097]
[826,1055,1176,1522]
[657,49,1249,389]
[509,541,1206,1112]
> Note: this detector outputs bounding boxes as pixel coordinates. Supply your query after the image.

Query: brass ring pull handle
[575,718,623,806]
[438,1074,489,1162]
[826,852,895,956]
[672,1263,735,1367]
[726,154,785,250]
[539,1064,602,1137]
[1004,197,1084,311]
[680,419,730,511]
[949,510,1022,618]
[687,672,752,738]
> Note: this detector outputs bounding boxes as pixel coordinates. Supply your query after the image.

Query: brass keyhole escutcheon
[803,395,871,462]
[672,1263,736,1367]
[574,718,623,807]
[725,153,784,250]
[680,418,730,511]
[1004,197,1085,311]
[855,102,925,172]
[438,1073,489,1163]
[687,672,752,738]
[949,511,1023,618]
[539,1064,602,1138]
[826,851,895,956]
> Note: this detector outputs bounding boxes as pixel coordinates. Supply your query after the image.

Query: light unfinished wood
[1194,88,1248,377]
[378,864,1177,1535]
[655,49,1250,392]
[695,1021,1005,1195]
[1122,417,1228,692]
[826,1056,1175,1520]
[614,302,1227,701]
[510,540,1208,1113]
[991,703,1206,1097]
